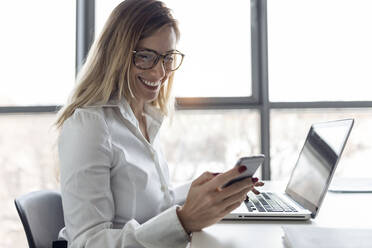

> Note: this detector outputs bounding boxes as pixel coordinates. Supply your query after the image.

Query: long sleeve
[170,182,192,206]
[58,109,189,248]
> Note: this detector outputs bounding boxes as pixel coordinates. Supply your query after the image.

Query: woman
[56,0,263,247]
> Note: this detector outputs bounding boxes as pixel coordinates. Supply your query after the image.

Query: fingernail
[212,173,220,176]
[252,177,259,183]
[238,166,247,173]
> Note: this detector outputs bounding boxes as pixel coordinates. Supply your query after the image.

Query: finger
[252,188,261,195]
[221,201,243,218]
[192,171,219,186]
[219,188,249,210]
[216,177,255,201]
[254,181,265,187]
[208,165,246,189]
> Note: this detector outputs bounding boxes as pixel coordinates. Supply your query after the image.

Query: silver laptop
[225,119,354,220]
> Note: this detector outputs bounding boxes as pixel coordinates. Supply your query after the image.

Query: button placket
[150,150,156,159]
[160,185,166,192]
[150,148,171,203]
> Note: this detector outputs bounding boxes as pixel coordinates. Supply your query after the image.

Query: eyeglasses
[132,48,185,72]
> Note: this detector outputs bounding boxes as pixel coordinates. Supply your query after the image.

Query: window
[0,1,75,106]
[0,2,74,247]
[162,0,252,97]
[268,0,372,102]
[161,110,260,182]
[267,0,372,181]
[271,109,372,180]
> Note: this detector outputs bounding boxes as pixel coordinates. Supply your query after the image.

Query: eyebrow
[136,47,177,54]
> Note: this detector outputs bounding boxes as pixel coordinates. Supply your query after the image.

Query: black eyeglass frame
[132,48,185,72]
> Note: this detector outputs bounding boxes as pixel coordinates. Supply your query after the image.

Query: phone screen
[223,155,264,188]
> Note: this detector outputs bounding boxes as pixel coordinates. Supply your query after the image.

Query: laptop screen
[285,119,354,218]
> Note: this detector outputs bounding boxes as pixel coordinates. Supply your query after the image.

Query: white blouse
[58,98,191,248]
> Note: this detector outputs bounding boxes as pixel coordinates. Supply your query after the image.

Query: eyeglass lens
[134,51,183,71]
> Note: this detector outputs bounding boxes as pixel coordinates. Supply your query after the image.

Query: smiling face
[130,24,177,105]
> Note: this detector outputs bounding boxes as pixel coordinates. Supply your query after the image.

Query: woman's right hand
[176,166,264,233]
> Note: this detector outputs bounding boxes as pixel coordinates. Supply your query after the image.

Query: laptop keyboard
[245,192,298,212]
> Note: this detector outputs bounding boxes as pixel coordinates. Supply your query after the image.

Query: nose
[150,59,166,79]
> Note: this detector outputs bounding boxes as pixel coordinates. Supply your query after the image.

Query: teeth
[140,77,160,87]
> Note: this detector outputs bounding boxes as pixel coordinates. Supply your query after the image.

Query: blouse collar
[89,98,165,144]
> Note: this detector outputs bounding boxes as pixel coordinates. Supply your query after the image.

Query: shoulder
[63,107,107,129]
[58,107,114,173]
[59,107,111,144]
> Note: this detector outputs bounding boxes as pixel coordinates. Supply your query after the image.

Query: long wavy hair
[55,0,180,128]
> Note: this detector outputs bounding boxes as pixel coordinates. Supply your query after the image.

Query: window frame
[2,0,372,180]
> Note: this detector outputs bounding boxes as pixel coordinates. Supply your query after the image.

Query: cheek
[130,67,140,81]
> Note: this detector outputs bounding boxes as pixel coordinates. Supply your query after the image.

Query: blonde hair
[55,0,180,128]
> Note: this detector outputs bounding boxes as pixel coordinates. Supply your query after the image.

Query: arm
[170,182,192,205]
[58,110,189,248]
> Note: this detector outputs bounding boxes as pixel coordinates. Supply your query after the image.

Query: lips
[138,76,161,90]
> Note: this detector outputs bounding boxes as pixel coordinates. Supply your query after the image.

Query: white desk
[191,181,372,248]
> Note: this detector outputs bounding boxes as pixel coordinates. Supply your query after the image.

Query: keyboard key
[268,193,298,212]
[245,200,255,212]
[251,197,266,212]
[256,195,274,211]
[263,196,284,211]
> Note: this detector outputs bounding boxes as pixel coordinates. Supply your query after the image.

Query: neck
[129,99,145,122]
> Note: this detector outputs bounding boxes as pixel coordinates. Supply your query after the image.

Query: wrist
[176,206,191,235]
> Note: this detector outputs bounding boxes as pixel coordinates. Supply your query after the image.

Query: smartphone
[223,154,265,188]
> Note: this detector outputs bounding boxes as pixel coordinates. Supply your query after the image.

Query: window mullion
[76,0,95,76]
[252,0,271,180]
